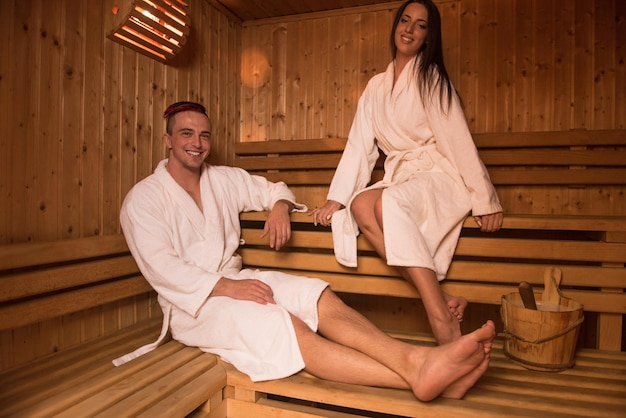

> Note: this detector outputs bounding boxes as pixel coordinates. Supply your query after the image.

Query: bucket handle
[502,316,585,344]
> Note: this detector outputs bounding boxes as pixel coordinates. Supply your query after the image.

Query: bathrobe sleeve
[222,166,306,214]
[425,86,502,216]
[327,82,380,206]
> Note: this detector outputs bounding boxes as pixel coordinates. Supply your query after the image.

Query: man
[116,101,495,402]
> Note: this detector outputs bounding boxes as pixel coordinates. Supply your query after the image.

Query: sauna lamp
[107,0,191,63]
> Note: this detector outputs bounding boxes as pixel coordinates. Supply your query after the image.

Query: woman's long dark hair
[390,0,454,111]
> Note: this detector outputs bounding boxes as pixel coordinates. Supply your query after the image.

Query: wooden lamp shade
[107,0,191,63]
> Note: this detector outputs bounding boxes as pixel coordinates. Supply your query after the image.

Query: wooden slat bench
[5,229,620,418]
[2,128,624,417]
[234,129,626,351]
[233,129,626,187]
[239,211,626,345]
[226,129,626,417]
[222,335,626,418]
[0,236,227,417]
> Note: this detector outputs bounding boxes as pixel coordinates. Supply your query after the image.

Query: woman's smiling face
[394,2,429,60]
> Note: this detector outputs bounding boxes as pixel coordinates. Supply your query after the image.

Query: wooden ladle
[542,266,563,310]
[518,281,537,310]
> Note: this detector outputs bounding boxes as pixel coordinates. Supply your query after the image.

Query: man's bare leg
[294,288,495,401]
[351,189,465,344]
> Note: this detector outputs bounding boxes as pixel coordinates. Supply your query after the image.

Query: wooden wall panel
[0,0,241,245]
[0,0,241,370]
[240,0,625,214]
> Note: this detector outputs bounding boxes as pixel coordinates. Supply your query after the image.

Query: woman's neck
[394,54,416,83]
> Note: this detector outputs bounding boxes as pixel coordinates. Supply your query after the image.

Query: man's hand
[261,200,293,250]
[211,278,275,304]
[473,211,504,232]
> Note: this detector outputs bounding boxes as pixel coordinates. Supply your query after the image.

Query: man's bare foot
[444,292,468,322]
[440,321,495,399]
[409,320,496,402]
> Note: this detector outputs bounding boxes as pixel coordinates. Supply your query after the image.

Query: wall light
[107,0,191,63]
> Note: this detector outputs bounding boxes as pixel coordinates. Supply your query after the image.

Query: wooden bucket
[500,292,584,372]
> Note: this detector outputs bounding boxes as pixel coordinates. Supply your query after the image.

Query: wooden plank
[61,0,83,240]
[0,255,138,302]
[235,137,347,154]
[91,354,219,418]
[487,168,626,185]
[470,130,625,148]
[0,234,129,270]
[0,319,166,416]
[234,131,626,154]
[37,0,62,241]
[244,170,337,185]
[461,213,626,232]
[242,229,626,264]
[240,246,626,290]
[242,162,626,185]
[455,236,626,263]
[235,154,342,170]
[222,360,608,418]
[226,397,367,417]
[0,318,161,387]
[82,0,105,239]
[0,276,152,331]
[241,211,626,232]
[135,362,226,418]
[478,149,626,166]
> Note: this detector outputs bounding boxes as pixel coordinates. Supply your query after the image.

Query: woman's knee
[351,190,382,226]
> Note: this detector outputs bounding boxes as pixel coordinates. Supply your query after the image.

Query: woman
[310,0,503,345]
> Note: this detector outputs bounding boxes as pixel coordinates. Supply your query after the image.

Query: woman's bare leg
[351,189,465,344]
[294,288,495,401]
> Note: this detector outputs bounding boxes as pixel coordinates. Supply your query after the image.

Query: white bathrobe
[328,59,502,280]
[115,160,329,381]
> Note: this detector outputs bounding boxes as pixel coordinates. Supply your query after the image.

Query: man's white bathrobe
[328,58,502,280]
[116,160,328,381]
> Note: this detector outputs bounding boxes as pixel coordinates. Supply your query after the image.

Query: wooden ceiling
[210,0,397,21]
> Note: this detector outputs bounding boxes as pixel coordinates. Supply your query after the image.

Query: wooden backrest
[239,211,626,316]
[0,235,150,331]
[234,129,626,186]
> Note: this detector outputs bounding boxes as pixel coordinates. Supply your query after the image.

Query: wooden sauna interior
[0,0,624,372]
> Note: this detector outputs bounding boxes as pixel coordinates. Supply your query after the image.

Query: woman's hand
[309,200,343,227]
[211,278,275,304]
[473,211,503,232]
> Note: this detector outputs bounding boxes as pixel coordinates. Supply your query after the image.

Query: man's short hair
[163,101,208,134]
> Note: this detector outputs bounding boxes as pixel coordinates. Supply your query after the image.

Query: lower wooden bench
[2,282,624,418]
[2,318,624,417]
[223,333,626,418]
[0,317,227,418]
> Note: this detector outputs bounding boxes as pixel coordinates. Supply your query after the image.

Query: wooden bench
[233,129,626,187]
[234,129,626,351]
[226,129,626,417]
[223,335,626,417]
[1,128,624,417]
[0,237,226,417]
[2,232,622,418]
[240,211,626,348]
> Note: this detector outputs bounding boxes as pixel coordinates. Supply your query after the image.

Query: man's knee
[317,287,349,317]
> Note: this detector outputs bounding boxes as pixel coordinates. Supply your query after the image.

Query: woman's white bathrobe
[115,160,328,381]
[328,59,502,280]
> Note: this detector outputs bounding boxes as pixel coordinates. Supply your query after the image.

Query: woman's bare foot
[409,320,496,402]
[444,292,468,322]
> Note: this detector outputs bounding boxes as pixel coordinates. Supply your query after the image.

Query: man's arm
[261,199,294,250]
